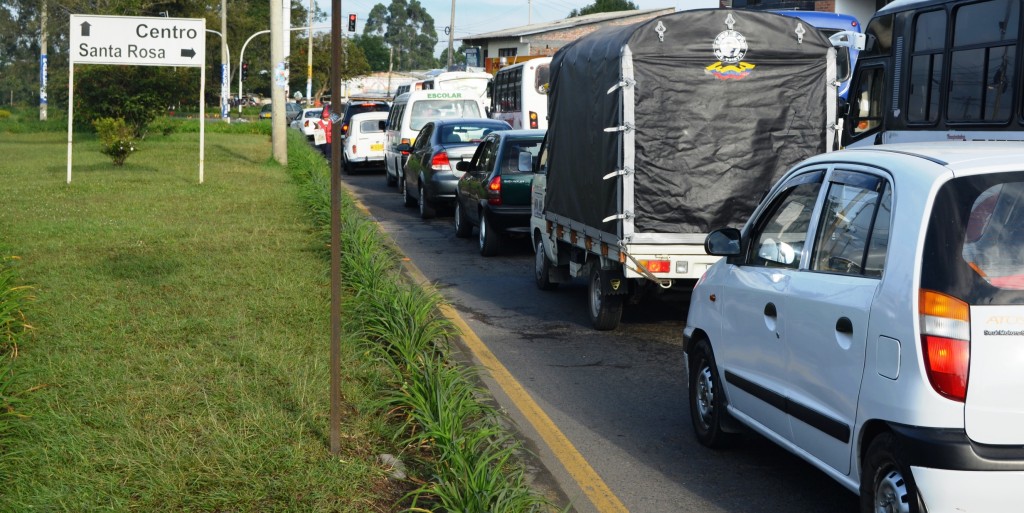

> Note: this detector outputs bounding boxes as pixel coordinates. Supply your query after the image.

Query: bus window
[863,13,894,58]
[851,66,885,136]
[948,0,1018,123]
[908,9,946,123]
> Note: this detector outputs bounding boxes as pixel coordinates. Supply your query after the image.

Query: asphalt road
[340,167,861,513]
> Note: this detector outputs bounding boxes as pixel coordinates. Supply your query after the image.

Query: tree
[438,43,467,69]
[353,34,390,72]
[289,32,370,101]
[568,0,639,17]
[363,0,438,71]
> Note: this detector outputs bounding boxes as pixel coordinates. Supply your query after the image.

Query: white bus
[844,0,1024,147]
[489,57,551,130]
[416,71,492,99]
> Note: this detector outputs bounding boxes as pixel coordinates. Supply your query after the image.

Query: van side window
[811,171,891,277]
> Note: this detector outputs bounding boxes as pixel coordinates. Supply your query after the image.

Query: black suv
[339,100,389,135]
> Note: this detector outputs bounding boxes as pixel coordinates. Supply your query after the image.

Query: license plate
[371,143,384,151]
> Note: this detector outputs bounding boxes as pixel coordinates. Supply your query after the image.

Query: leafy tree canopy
[364,0,438,71]
[568,0,639,17]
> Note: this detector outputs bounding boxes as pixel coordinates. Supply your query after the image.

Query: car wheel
[588,265,623,330]
[534,238,559,291]
[688,339,735,449]
[861,433,921,513]
[454,199,472,238]
[402,174,416,207]
[479,211,500,256]
[418,184,435,219]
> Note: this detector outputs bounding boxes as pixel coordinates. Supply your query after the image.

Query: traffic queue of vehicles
[305,6,1024,511]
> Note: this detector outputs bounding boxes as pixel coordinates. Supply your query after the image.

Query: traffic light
[242,62,248,81]
[347,13,356,32]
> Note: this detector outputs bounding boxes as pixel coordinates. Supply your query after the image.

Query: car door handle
[836,317,854,334]
[764,302,777,317]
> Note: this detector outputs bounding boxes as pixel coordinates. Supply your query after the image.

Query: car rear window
[359,119,384,133]
[346,103,388,120]
[410,100,483,131]
[502,139,543,174]
[922,171,1024,304]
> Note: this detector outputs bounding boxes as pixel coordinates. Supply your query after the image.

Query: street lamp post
[238,26,328,113]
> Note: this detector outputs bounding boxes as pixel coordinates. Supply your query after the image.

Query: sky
[314,0,720,57]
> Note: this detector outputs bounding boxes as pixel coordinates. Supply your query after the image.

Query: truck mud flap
[599,267,629,296]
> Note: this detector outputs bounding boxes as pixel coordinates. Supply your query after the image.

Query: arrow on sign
[80,21,91,36]
[181,48,196,58]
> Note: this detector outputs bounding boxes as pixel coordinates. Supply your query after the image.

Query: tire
[454,199,472,238]
[479,212,500,256]
[418,184,435,219]
[688,339,734,449]
[860,433,922,513]
[588,265,623,330]
[534,238,559,291]
[402,174,416,207]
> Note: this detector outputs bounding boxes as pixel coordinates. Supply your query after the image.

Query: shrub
[0,110,11,119]
[92,117,138,166]
[146,116,180,137]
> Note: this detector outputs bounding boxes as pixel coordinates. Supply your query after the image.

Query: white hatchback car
[341,111,388,174]
[684,142,1024,512]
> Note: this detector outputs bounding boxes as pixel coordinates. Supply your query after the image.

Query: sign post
[67,15,207,183]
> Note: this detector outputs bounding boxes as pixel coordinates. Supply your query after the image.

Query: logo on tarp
[706,13,755,81]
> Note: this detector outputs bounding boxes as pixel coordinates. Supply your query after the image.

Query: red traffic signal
[347,13,356,32]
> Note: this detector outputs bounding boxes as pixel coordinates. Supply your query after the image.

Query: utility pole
[221,0,230,121]
[306,0,314,105]
[270,0,287,164]
[39,0,47,121]
[447,0,455,69]
[329,0,343,457]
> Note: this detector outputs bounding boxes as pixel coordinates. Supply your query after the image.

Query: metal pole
[329,0,343,456]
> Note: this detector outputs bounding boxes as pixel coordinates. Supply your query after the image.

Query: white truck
[532,9,855,329]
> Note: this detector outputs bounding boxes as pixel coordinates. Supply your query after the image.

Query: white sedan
[289,107,323,138]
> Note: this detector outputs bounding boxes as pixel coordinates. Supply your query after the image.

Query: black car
[399,118,512,219]
[338,100,389,135]
[454,129,545,256]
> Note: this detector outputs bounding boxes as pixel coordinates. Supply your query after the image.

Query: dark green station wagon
[454,129,545,256]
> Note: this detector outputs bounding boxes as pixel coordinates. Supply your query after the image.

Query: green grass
[0,131,407,511]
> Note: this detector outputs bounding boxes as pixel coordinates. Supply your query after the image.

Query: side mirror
[455,160,472,172]
[518,152,533,172]
[705,228,742,256]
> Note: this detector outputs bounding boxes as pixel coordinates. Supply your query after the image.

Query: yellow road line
[341,181,628,512]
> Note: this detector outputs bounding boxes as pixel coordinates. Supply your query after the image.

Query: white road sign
[70,14,205,67]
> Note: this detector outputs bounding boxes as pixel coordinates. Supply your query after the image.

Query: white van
[383,90,489,187]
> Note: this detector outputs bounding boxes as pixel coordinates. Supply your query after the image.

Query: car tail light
[431,151,452,171]
[529,111,539,129]
[351,144,357,154]
[637,259,671,273]
[920,289,971,402]
[400,138,411,155]
[487,176,502,205]
[304,120,311,128]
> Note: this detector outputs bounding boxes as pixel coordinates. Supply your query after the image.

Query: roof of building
[460,8,675,42]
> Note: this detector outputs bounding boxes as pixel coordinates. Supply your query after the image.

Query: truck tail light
[920,289,971,402]
[529,111,539,129]
[400,138,411,155]
[638,259,671,273]
[487,176,502,205]
[431,151,452,171]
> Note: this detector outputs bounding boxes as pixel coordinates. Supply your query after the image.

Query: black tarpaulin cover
[545,9,832,235]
